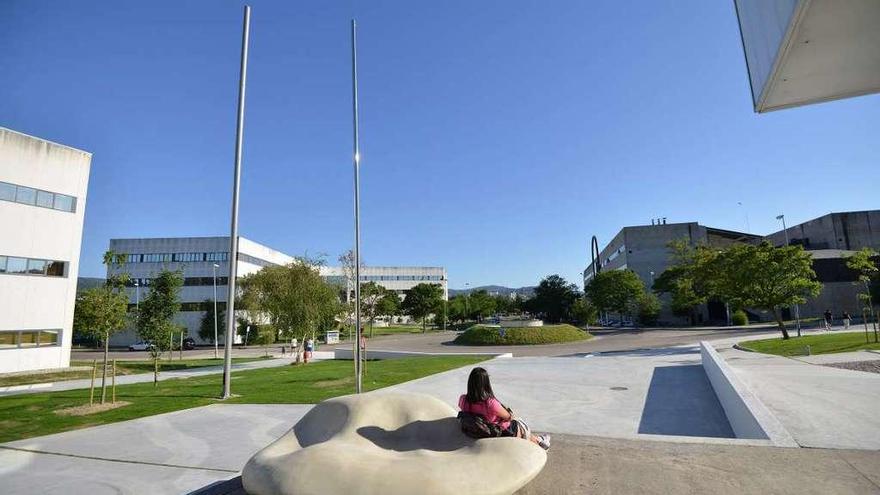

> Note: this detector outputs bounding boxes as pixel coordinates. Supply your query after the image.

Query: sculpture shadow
[637,365,734,438]
[357,418,474,452]
[294,401,350,447]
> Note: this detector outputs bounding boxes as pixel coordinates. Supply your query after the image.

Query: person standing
[823,309,833,331]
[304,338,314,364]
[842,311,851,330]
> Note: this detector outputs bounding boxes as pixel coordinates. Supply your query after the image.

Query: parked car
[128,341,154,351]
[182,337,196,350]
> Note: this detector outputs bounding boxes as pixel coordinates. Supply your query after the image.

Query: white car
[128,341,154,351]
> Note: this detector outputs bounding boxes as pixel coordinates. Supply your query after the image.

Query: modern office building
[106,236,447,345]
[0,128,91,373]
[584,222,760,324]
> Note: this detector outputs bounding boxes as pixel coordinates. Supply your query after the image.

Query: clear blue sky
[2,1,878,288]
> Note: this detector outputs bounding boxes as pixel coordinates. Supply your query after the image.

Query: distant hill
[448,285,535,298]
[77,277,105,292]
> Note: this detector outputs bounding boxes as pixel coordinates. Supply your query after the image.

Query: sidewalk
[0,352,334,397]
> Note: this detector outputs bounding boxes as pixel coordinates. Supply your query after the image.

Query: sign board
[325,331,340,344]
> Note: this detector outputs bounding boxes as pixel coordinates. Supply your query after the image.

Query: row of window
[126,276,230,287]
[0,181,77,213]
[0,330,60,349]
[128,301,229,312]
[238,253,279,268]
[0,255,66,277]
[125,252,230,263]
[359,275,444,282]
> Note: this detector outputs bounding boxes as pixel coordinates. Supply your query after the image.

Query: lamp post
[776,214,802,337]
[212,263,220,359]
[351,19,363,394]
[134,280,140,312]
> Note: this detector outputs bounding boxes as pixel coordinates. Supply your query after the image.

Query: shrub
[731,310,749,326]
[453,324,591,346]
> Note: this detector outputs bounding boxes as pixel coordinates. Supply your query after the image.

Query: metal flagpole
[351,19,363,394]
[223,5,251,399]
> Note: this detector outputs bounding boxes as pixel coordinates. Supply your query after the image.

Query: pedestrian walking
[823,309,833,331]
[842,311,851,330]
[304,338,314,364]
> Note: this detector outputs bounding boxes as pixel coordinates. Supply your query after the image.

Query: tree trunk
[773,308,790,340]
[369,319,373,338]
[422,317,426,333]
[100,334,109,404]
[153,357,159,386]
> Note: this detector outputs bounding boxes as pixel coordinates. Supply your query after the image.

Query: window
[53,194,75,212]
[0,330,61,349]
[46,261,65,277]
[0,182,16,201]
[6,257,27,274]
[19,331,38,347]
[27,259,47,275]
[36,190,54,208]
[39,330,59,346]
[15,186,36,205]
[0,256,5,273]
[0,332,16,349]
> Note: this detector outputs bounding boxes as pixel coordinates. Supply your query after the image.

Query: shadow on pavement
[637,365,734,438]
[562,347,700,358]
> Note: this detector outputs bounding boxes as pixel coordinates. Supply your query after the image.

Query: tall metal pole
[351,19,363,394]
[222,5,250,399]
[777,214,801,337]
[213,263,219,359]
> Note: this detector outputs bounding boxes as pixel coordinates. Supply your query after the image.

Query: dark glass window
[36,190,54,208]
[0,332,16,348]
[0,182,16,201]
[46,261,65,277]
[15,186,36,205]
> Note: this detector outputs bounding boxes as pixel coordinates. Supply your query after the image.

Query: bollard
[112,359,117,404]
[89,359,96,406]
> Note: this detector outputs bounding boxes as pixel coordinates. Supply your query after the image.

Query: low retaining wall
[700,341,797,447]
[334,348,512,360]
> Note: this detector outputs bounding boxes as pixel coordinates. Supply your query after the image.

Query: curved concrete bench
[242,392,547,495]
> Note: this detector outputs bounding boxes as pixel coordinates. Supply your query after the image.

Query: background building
[0,128,91,373]
[107,236,447,346]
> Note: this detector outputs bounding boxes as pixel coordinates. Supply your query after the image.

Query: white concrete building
[106,236,447,346]
[0,128,91,373]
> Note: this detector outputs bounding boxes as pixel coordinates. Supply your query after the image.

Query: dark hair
[466,367,495,404]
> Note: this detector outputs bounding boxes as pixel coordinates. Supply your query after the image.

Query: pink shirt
[458,395,510,430]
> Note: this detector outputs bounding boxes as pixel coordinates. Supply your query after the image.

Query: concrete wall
[766,211,880,251]
[0,128,91,373]
[700,342,797,446]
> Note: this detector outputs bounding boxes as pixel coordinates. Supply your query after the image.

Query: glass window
[36,190,54,208]
[39,330,59,346]
[0,182,15,201]
[0,332,16,348]
[54,194,75,212]
[6,257,27,274]
[46,261,65,277]
[19,331,38,347]
[0,255,6,272]
[27,259,47,275]
[15,186,36,205]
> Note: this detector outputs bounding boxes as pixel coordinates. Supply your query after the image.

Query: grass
[0,355,488,443]
[739,332,880,356]
[364,325,430,337]
[453,324,592,345]
[0,357,270,387]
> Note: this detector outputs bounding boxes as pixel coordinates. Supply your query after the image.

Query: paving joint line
[0,445,239,473]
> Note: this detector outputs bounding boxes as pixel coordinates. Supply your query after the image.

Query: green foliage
[652,239,719,322]
[360,282,385,336]
[528,274,582,323]
[570,297,598,326]
[401,283,444,331]
[198,299,225,343]
[585,270,644,316]
[466,290,497,321]
[447,296,468,323]
[239,261,342,344]
[136,269,184,383]
[73,287,129,345]
[731,309,749,326]
[635,292,661,326]
[376,290,401,322]
[453,324,591,345]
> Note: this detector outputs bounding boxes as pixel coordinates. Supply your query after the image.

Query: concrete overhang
[734,0,880,112]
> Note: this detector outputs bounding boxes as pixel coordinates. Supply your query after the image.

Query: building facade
[106,236,447,345]
[0,128,91,373]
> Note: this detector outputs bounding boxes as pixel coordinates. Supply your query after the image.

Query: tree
[635,292,661,326]
[136,269,184,384]
[531,275,581,323]
[447,296,468,324]
[653,239,719,325]
[376,291,401,327]
[584,270,644,321]
[570,297,598,326]
[360,282,384,337]
[239,261,341,361]
[73,287,128,403]
[402,283,444,332]
[467,290,496,322]
[198,299,225,344]
[846,247,879,342]
[715,242,821,340]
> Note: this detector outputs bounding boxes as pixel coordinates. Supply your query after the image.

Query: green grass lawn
[453,324,592,345]
[739,332,880,356]
[363,325,437,337]
[0,355,488,443]
[0,357,271,388]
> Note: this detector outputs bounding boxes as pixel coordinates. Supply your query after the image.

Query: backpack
[457,411,504,439]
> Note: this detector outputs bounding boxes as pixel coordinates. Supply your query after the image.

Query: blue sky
[2,1,878,288]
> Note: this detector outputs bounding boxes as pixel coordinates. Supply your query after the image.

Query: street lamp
[134,280,140,313]
[776,214,802,337]
[213,263,220,359]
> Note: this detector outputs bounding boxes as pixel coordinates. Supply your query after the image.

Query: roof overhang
[734,0,880,112]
